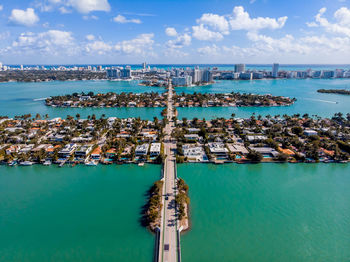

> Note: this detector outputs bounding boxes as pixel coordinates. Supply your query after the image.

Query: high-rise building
[121,66,132,79]
[234,64,245,73]
[0,62,2,70]
[192,68,202,84]
[202,69,213,82]
[142,62,147,70]
[272,63,279,78]
[172,75,192,87]
[106,68,121,79]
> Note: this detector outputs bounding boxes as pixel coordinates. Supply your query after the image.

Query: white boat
[138,162,145,166]
[19,161,33,166]
[43,160,52,166]
[85,160,98,166]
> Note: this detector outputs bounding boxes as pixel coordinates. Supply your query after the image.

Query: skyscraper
[272,63,279,78]
[234,64,246,73]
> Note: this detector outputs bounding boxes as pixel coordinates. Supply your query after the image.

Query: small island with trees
[317,89,350,95]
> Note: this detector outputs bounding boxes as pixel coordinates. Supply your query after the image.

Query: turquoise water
[179,163,350,262]
[0,80,164,119]
[1,78,350,119]
[176,78,350,119]
[0,165,160,262]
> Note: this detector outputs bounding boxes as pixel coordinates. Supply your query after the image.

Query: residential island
[1,112,350,166]
[45,91,296,108]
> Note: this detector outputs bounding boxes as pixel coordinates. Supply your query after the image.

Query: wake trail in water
[33,97,49,101]
[303,98,338,104]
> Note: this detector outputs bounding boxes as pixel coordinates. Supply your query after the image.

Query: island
[0,112,349,166]
[44,91,296,108]
[317,89,350,95]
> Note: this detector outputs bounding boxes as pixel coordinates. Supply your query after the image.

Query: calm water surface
[176,78,350,119]
[0,165,160,262]
[179,163,350,262]
[1,78,350,119]
[0,80,164,119]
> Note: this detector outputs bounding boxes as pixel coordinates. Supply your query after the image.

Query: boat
[8,160,17,166]
[19,161,33,166]
[43,160,52,166]
[138,162,145,166]
[85,160,98,166]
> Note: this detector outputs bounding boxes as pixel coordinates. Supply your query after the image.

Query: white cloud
[197,44,220,56]
[59,6,72,14]
[83,15,99,20]
[309,7,350,37]
[6,30,77,57]
[0,31,10,40]
[229,6,287,31]
[165,27,178,37]
[114,33,155,56]
[85,40,112,54]
[167,33,191,49]
[85,34,95,41]
[9,8,40,27]
[67,0,110,14]
[196,13,229,34]
[113,15,141,24]
[192,24,224,41]
[0,5,3,11]
[334,7,350,26]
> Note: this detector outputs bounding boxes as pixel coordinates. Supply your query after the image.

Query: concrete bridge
[155,82,181,262]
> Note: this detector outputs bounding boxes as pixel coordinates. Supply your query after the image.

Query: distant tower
[234,64,245,73]
[142,62,147,70]
[272,63,279,78]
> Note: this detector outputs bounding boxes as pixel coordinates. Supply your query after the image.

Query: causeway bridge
[155,82,181,262]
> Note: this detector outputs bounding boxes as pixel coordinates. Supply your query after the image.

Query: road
[158,81,179,262]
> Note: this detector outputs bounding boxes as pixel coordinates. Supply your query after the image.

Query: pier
[157,82,181,262]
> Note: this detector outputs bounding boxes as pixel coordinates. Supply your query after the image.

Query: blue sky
[0,0,350,64]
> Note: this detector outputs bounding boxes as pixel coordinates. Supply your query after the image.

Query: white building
[208,142,228,158]
[183,144,207,162]
[172,75,192,86]
[150,143,161,156]
[135,144,149,156]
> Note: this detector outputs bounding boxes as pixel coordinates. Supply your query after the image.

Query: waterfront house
[75,145,93,159]
[58,143,77,158]
[227,144,249,155]
[208,142,229,159]
[135,144,149,156]
[106,148,117,158]
[249,146,279,158]
[183,144,207,162]
[150,143,161,156]
[90,146,102,160]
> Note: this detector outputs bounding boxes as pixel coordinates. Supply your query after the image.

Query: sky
[0,0,350,64]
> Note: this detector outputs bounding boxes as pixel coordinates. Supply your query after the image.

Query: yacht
[85,160,98,166]
[19,161,33,166]
[43,160,52,166]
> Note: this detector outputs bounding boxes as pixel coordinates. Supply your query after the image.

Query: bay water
[0,165,160,262]
[179,163,350,262]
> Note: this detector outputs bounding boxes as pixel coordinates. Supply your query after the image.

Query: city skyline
[0,0,349,64]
